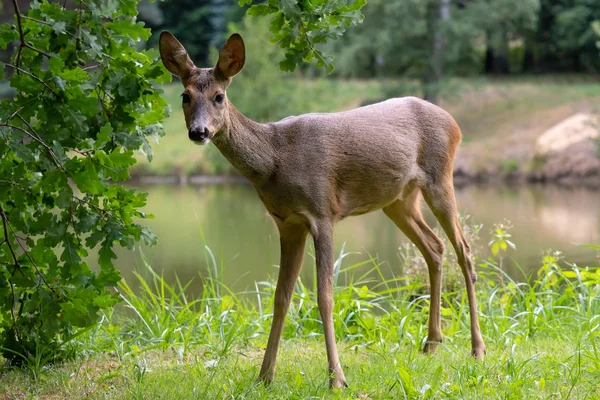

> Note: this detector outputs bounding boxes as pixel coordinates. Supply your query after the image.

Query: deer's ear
[159,31,195,81]
[216,33,245,79]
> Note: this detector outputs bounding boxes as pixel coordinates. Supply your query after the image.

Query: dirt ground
[442,80,600,185]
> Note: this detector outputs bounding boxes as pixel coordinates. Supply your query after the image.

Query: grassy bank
[2,238,600,399]
[131,75,600,179]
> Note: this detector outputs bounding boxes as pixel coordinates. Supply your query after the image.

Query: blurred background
[2,0,599,291]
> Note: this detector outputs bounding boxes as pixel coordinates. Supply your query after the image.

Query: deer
[158,31,486,389]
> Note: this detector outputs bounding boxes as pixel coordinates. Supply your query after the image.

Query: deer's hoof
[256,370,274,386]
[471,346,486,361]
[330,373,348,390]
[422,340,441,355]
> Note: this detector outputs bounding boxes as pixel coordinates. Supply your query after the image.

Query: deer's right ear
[159,31,195,82]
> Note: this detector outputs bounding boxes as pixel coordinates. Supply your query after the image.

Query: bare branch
[3,64,60,99]
[1,201,27,353]
[0,203,24,276]
[0,181,28,192]
[23,42,53,59]
[1,122,65,171]
[21,15,80,42]
[4,212,60,298]
[11,0,24,69]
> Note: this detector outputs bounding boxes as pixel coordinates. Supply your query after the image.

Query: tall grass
[84,223,600,368]
[4,223,600,398]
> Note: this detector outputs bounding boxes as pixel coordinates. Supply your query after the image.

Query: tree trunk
[484,30,495,74]
[522,38,535,73]
[485,27,510,75]
[423,0,451,104]
[495,27,510,74]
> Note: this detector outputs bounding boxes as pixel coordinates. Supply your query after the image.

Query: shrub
[0,0,169,365]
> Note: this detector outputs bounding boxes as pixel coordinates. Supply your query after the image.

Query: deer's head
[159,31,245,145]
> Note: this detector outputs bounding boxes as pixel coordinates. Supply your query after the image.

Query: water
[113,183,600,293]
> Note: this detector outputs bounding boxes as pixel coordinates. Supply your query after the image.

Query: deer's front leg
[258,222,307,384]
[313,222,347,389]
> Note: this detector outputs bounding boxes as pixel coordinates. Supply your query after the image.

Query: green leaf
[117,74,140,101]
[61,234,82,266]
[340,0,367,12]
[247,4,273,16]
[0,24,18,49]
[279,0,301,20]
[71,161,103,195]
[491,242,500,256]
[95,123,112,149]
[52,140,68,163]
[108,149,135,168]
[52,21,67,34]
[315,50,334,73]
[92,293,118,308]
[105,20,151,40]
[65,108,89,135]
[98,243,117,271]
[269,12,285,34]
[49,57,65,75]
[52,76,67,92]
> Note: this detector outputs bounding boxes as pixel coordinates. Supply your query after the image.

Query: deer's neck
[212,105,276,185]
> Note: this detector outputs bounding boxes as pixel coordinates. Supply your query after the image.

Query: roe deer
[159,31,486,389]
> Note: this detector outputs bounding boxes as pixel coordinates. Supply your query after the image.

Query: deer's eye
[214,94,225,104]
[182,93,191,105]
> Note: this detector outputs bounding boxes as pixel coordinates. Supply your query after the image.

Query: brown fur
[159,31,486,389]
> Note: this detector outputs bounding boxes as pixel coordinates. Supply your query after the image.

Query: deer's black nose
[188,126,212,142]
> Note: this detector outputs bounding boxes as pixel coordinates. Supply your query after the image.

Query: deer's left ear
[216,33,245,79]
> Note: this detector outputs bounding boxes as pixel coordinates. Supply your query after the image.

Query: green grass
[3,338,598,399]
[2,231,600,399]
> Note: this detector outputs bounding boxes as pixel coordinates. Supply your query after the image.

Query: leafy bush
[241,0,366,73]
[0,0,170,364]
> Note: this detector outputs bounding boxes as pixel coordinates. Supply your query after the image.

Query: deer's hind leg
[383,188,445,354]
[421,177,486,359]
[312,220,347,389]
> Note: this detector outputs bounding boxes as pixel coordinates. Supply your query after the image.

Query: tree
[141,0,236,68]
[473,0,540,75]
[537,0,600,71]
[0,0,368,367]
[241,0,367,73]
[323,0,482,103]
[0,0,170,364]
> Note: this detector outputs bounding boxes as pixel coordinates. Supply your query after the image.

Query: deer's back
[260,97,461,221]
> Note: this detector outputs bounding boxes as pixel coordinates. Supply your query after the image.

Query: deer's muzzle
[188,126,212,145]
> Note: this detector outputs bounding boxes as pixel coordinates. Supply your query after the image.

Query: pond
[111,183,600,294]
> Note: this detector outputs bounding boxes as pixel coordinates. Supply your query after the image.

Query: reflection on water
[113,184,600,292]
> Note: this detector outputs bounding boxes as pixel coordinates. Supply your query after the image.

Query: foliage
[0,0,170,364]
[239,0,367,73]
[133,0,599,78]
[3,231,600,397]
[537,0,600,71]
[488,221,516,258]
[141,0,235,67]
[328,0,475,78]
[223,16,377,121]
